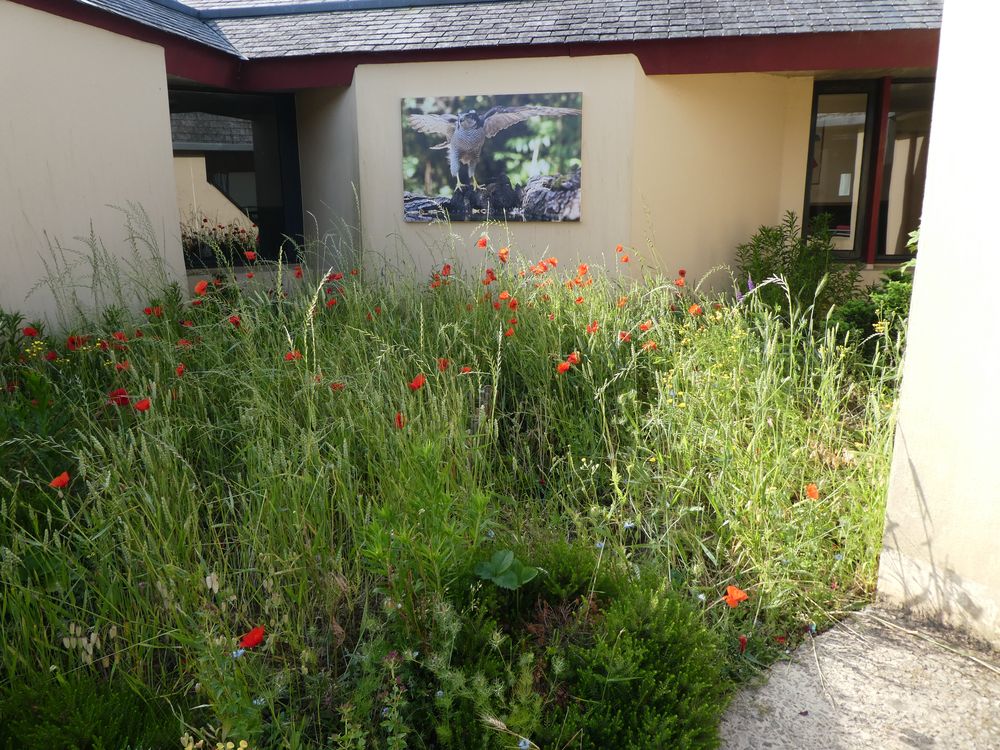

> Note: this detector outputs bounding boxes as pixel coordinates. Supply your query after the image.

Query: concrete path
[720,607,1000,750]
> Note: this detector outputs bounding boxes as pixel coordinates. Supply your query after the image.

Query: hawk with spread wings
[407,105,581,190]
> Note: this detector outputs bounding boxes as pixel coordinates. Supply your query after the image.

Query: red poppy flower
[586,321,599,335]
[176,339,193,348]
[181,320,194,328]
[441,264,451,277]
[350,269,359,276]
[176,363,186,378]
[723,585,749,609]
[688,304,703,316]
[674,277,685,287]
[153,307,163,318]
[192,299,203,306]
[238,625,266,649]
[245,250,257,262]
[615,244,624,253]
[556,361,571,374]
[805,483,820,501]
[194,280,209,296]
[408,373,426,392]
[477,235,488,248]
[492,301,501,311]
[498,247,509,263]
[330,382,345,391]
[620,255,630,263]
[115,360,130,372]
[44,350,58,362]
[294,266,303,279]
[134,329,143,338]
[574,296,584,304]
[619,331,631,342]
[461,366,472,374]
[228,315,241,327]
[639,320,652,332]
[326,298,337,308]
[67,336,85,351]
[133,398,151,412]
[504,327,515,338]
[284,350,302,361]
[642,340,658,351]
[246,272,254,279]
[22,326,38,337]
[498,290,510,301]
[738,634,748,654]
[437,358,449,372]
[567,352,581,365]
[49,471,70,489]
[108,388,130,406]
[112,331,128,342]
[97,340,109,351]
[143,307,152,316]
[678,268,687,278]
[617,296,628,308]
[394,411,406,429]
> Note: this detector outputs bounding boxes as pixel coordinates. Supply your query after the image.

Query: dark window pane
[879,82,934,257]
[808,93,869,258]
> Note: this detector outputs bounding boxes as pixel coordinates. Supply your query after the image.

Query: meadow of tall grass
[0,218,905,748]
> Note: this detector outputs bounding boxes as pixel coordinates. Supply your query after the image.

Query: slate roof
[75,0,943,60]
[171,112,254,147]
[76,0,240,53]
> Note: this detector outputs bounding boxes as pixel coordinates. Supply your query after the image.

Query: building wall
[0,1,183,324]
[296,85,361,271]
[174,155,256,231]
[296,54,813,285]
[877,0,1000,647]
[631,71,813,281]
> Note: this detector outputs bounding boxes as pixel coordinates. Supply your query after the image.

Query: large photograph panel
[402,92,582,223]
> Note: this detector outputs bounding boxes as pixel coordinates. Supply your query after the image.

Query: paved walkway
[720,607,1000,750]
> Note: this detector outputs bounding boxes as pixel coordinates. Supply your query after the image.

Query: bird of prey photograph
[401,93,583,223]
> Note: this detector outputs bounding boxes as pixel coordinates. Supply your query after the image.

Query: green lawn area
[0,226,904,749]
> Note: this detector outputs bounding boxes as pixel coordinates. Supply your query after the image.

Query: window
[805,79,934,263]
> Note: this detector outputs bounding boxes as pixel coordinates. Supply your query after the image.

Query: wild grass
[0,220,905,748]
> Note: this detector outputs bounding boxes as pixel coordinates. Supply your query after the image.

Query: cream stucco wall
[0,1,183,323]
[632,71,813,281]
[300,55,638,277]
[174,155,256,231]
[877,0,1000,647]
[296,85,362,270]
[297,55,813,285]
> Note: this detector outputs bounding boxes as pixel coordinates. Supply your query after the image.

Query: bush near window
[827,229,917,350]
[735,211,861,316]
[0,212,904,749]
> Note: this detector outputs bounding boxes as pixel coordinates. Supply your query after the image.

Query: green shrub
[547,581,729,749]
[736,211,861,315]
[0,674,179,750]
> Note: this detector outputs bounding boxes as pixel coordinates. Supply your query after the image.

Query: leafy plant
[475,550,538,590]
